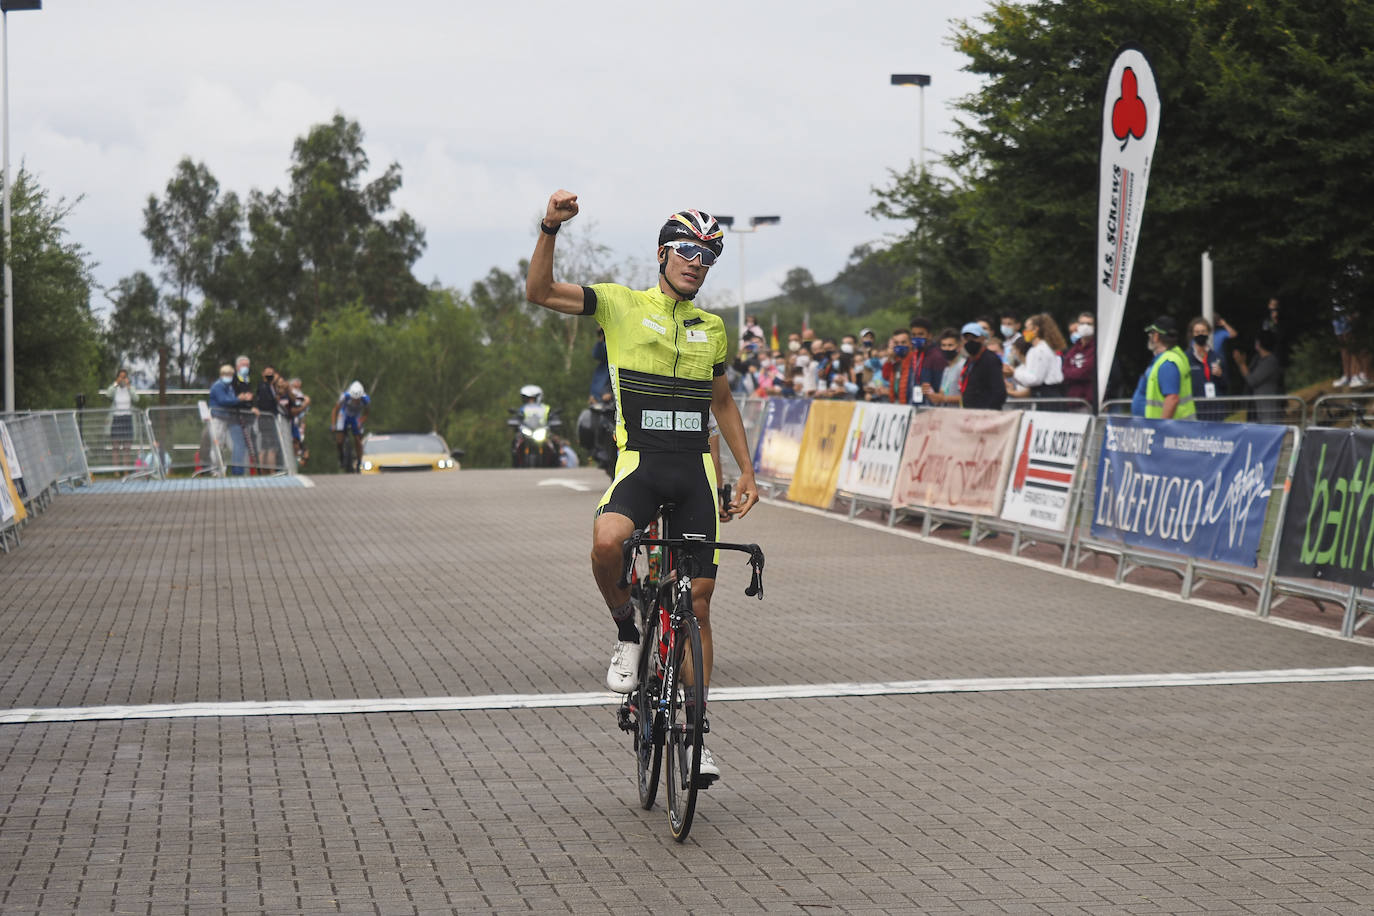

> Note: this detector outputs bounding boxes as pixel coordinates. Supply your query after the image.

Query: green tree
[244,115,427,342]
[142,158,243,385]
[3,169,104,408]
[106,270,167,367]
[868,0,1374,391]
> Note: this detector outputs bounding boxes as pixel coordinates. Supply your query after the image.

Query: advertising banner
[786,401,855,508]
[892,409,1020,514]
[1090,418,1285,567]
[753,398,811,482]
[1097,45,1161,409]
[1000,411,1092,531]
[1275,428,1374,589]
[835,402,913,501]
[0,432,24,526]
[0,421,22,483]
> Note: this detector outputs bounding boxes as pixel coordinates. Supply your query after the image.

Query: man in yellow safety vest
[1131,316,1196,420]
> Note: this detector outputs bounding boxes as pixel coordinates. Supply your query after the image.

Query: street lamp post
[890,73,931,176]
[716,215,780,346]
[2,0,40,414]
[891,73,931,309]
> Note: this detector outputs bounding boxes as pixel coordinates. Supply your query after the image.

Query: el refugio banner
[1091,418,1285,567]
[1275,428,1374,589]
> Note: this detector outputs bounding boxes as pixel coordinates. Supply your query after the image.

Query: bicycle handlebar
[617,529,766,599]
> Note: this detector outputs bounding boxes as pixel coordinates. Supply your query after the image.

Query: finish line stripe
[4,667,1374,724]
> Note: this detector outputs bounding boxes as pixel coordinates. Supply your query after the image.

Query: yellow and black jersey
[581,283,727,453]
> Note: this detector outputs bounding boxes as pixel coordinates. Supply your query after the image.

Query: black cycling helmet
[658,209,726,257]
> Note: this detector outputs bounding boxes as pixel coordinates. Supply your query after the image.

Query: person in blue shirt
[208,362,254,474]
[1131,316,1195,419]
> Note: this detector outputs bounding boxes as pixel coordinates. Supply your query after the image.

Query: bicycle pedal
[694,773,718,789]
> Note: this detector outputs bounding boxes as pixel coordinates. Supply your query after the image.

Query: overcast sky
[14,0,992,315]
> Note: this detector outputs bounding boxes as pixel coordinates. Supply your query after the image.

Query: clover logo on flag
[1111,67,1149,150]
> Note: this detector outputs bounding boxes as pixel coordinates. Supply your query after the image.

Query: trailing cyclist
[331,381,370,472]
[525,189,760,783]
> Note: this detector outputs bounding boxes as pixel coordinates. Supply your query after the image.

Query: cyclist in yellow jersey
[526,189,760,783]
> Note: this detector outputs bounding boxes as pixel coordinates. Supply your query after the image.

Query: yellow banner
[0,433,26,526]
[786,401,856,508]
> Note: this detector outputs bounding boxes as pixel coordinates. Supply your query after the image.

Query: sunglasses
[664,240,719,267]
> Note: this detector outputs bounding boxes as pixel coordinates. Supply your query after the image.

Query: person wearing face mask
[908,316,945,402]
[787,333,803,354]
[956,323,1007,410]
[879,329,919,404]
[1061,311,1097,407]
[922,328,965,406]
[208,362,249,475]
[1185,317,1228,421]
[1131,316,1195,419]
[1010,313,1067,399]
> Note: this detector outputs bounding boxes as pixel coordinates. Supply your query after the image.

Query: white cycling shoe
[698,747,720,783]
[606,640,641,693]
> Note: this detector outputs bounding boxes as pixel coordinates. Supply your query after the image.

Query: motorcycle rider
[511,384,559,467]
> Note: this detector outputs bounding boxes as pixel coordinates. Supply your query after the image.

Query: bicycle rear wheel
[635,600,663,809]
[664,612,705,842]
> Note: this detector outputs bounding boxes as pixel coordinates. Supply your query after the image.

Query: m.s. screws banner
[1091,418,1284,566]
[1097,45,1161,410]
[1276,428,1374,589]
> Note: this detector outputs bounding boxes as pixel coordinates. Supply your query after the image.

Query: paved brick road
[1,468,1372,913]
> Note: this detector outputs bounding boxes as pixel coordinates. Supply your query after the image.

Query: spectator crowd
[727,297,1370,419]
[725,310,1096,413]
[207,356,310,474]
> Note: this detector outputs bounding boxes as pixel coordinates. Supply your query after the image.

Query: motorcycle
[578,398,618,478]
[508,402,562,468]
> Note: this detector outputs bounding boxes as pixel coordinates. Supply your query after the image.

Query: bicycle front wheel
[664,612,705,842]
[635,602,663,810]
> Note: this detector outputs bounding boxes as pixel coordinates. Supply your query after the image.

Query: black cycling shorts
[596,449,719,578]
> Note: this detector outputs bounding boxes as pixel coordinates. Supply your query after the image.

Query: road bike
[615,505,765,842]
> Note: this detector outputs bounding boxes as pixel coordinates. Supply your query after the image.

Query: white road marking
[4,667,1372,725]
[537,478,592,492]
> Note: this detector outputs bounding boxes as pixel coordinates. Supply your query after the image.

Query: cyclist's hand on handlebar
[545,190,579,225]
[730,472,760,519]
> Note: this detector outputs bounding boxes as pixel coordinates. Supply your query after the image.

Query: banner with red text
[1000,411,1092,531]
[835,402,913,501]
[892,409,1021,515]
[1097,45,1161,408]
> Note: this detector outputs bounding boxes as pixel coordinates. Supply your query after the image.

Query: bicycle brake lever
[743,545,765,599]
[616,529,644,590]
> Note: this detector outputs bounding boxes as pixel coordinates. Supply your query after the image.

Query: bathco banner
[1090,418,1285,567]
[1275,428,1374,589]
[1097,45,1161,410]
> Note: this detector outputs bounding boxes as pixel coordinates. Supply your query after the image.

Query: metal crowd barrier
[146,405,224,477]
[1311,392,1374,429]
[722,395,766,486]
[1101,394,1306,426]
[1002,397,1096,414]
[1068,414,1303,615]
[75,407,163,479]
[192,409,296,477]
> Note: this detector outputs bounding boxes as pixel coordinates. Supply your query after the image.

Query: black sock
[611,600,638,643]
